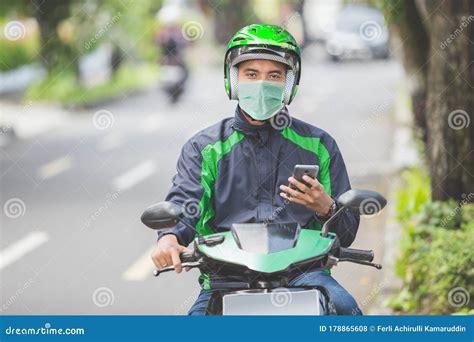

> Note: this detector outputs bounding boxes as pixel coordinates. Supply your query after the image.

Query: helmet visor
[226,45,300,72]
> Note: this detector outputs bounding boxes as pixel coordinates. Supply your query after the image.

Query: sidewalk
[369,84,418,314]
[0,102,69,145]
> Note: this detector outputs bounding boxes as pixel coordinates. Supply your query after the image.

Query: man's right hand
[151,234,190,273]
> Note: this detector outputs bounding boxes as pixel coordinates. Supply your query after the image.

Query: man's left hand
[280,175,334,217]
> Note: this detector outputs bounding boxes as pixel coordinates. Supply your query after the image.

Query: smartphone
[291,165,319,190]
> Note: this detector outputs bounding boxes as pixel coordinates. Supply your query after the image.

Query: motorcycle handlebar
[339,247,374,262]
[154,252,200,277]
[179,252,197,263]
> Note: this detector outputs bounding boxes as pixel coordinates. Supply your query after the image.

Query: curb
[369,179,403,314]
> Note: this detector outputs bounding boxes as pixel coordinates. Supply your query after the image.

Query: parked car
[325,5,389,61]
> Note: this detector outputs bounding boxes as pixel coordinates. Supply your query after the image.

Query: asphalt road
[0,44,402,315]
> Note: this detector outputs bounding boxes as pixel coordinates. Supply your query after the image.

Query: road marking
[113,160,157,191]
[38,156,72,180]
[98,132,123,151]
[0,232,49,270]
[122,246,155,281]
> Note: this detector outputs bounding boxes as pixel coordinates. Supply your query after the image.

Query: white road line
[38,156,72,180]
[113,160,157,191]
[0,232,49,270]
[122,246,155,281]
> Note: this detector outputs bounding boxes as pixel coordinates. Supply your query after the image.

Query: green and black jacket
[159,107,359,259]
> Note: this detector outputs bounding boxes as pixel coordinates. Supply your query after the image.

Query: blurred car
[325,5,389,61]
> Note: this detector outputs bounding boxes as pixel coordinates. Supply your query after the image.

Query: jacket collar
[232,106,271,134]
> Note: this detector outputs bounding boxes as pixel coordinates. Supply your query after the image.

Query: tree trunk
[388,0,429,143]
[422,0,474,201]
[211,0,251,45]
[294,0,309,48]
[34,0,77,76]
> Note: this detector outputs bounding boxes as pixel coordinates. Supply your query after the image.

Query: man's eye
[246,73,256,78]
[270,74,281,80]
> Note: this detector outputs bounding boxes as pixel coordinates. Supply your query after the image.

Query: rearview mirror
[336,189,387,215]
[141,201,182,230]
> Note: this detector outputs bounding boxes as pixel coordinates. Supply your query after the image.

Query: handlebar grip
[339,247,374,262]
[180,252,196,263]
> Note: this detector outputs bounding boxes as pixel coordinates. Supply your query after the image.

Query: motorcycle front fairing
[196,223,337,315]
[196,222,338,276]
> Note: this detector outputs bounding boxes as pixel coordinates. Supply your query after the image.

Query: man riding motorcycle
[151,24,361,315]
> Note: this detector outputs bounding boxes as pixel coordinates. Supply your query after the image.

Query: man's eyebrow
[242,67,259,73]
[241,67,284,74]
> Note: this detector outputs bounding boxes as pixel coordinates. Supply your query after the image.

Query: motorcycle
[157,31,188,104]
[141,189,386,315]
[160,63,188,104]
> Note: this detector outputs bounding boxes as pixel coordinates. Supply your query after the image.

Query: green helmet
[224,24,301,105]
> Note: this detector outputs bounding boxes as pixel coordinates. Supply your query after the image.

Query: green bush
[389,168,474,315]
[0,18,39,71]
[395,167,430,224]
[0,36,39,71]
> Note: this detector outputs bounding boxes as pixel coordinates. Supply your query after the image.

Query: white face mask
[237,80,285,120]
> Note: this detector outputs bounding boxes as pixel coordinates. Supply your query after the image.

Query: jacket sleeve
[156,139,204,246]
[304,135,359,247]
[325,138,360,247]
